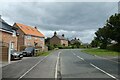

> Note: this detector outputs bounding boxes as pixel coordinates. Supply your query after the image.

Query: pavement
[1,49,120,80]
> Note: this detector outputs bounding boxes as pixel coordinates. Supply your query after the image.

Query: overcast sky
[0,1,118,43]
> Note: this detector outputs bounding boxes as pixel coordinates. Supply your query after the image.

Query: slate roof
[0,18,14,33]
[15,23,45,37]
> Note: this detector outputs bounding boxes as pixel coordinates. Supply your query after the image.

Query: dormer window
[12,30,16,37]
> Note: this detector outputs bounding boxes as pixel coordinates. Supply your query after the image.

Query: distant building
[13,23,45,51]
[50,32,68,46]
[70,38,81,45]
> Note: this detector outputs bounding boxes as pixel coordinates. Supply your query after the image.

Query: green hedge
[107,44,120,52]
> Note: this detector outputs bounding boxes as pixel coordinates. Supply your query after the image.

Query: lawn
[81,48,120,57]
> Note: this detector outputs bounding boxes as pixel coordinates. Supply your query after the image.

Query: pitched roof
[56,35,68,40]
[0,18,16,33]
[15,23,44,37]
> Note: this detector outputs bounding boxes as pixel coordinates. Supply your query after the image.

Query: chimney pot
[34,26,37,29]
[62,34,64,37]
[54,31,57,36]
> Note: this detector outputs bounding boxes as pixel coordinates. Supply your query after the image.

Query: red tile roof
[15,23,45,37]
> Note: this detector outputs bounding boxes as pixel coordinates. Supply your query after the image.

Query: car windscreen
[25,47,34,51]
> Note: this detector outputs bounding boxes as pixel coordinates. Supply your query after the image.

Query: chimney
[62,34,64,37]
[54,31,57,36]
[34,26,37,29]
[75,37,76,40]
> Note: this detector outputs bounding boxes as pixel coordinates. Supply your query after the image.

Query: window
[12,30,16,37]
[26,35,31,39]
[11,42,14,49]
[27,43,31,46]
[35,37,37,40]
[40,38,44,42]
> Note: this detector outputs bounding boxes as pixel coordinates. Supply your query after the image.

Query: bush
[58,46,72,49]
[107,44,120,52]
[100,43,107,49]
[47,45,55,50]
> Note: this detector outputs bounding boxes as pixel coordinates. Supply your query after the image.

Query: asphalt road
[2,49,120,80]
[60,49,119,80]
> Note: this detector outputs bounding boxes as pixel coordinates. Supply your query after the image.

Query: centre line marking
[77,56,84,61]
[18,55,49,80]
[55,52,61,79]
[90,63,118,80]
[73,53,76,55]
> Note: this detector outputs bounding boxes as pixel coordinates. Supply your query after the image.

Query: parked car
[11,50,23,60]
[22,47,35,56]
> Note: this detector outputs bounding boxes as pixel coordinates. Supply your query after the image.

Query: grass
[36,51,50,56]
[81,48,120,57]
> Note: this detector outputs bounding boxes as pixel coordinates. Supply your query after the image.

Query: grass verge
[81,48,120,57]
[36,51,50,56]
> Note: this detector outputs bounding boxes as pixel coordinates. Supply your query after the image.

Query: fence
[0,41,9,62]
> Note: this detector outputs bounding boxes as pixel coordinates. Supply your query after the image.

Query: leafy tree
[106,13,120,44]
[91,37,100,47]
[94,13,120,49]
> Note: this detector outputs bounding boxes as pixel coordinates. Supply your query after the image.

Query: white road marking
[94,55,120,64]
[73,53,76,55]
[55,52,61,79]
[90,63,118,80]
[72,51,118,80]
[72,52,84,61]
[18,55,49,80]
[77,56,84,61]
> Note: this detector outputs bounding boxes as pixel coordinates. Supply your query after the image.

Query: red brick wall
[24,35,45,50]
[13,24,25,51]
[1,31,17,50]
[50,36,61,45]
[50,36,68,46]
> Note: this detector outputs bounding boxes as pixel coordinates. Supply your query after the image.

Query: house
[13,23,45,51]
[70,38,81,45]
[0,16,18,50]
[50,32,68,46]
[0,16,18,61]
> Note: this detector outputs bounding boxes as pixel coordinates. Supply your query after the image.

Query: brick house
[0,16,18,61]
[0,16,18,50]
[50,32,68,46]
[13,23,45,51]
[70,38,81,45]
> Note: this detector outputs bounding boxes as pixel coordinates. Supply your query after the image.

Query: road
[2,49,120,80]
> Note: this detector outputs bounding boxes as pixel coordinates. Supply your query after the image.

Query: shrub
[47,45,55,50]
[107,44,120,52]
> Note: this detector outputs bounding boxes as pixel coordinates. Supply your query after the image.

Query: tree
[91,37,100,47]
[94,13,120,49]
[106,13,120,44]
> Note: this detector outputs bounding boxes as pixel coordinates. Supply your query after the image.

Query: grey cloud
[0,2,118,43]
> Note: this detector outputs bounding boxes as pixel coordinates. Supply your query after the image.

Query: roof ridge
[15,23,45,37]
